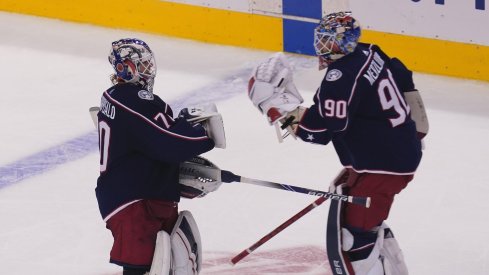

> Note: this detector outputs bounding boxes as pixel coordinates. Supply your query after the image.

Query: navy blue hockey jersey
[296,43,422,174]
[95,83,215,220]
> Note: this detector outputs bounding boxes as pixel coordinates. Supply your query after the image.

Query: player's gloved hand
[248,52,304,125]
[179,156,223,199]
[178,107,192,120]
[178,104,226,149]
[279,106,307,133]
[178,106,210,123]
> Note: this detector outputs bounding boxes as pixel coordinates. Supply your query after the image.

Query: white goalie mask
[108,38,157,91]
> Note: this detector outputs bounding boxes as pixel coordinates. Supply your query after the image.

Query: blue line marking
[0,56,317,189]
[0,67,253,189]
[0,132,98,188]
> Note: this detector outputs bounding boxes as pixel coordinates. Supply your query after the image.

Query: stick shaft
[230,197,327,265]
[239,176,370,208]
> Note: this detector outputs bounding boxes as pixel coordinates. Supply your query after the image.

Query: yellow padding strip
[0,0,283,51]
[361,30,489,81]
[1,1,487,81]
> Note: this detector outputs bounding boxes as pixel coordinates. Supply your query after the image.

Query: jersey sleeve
[295,93,332,145]
[296,70,354,145]
[106,89,215,163]
[389,57,416,92]
[131,116,215,163]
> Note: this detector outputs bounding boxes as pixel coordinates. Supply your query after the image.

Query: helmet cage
[313,12,361,65]
[314,31,344,60]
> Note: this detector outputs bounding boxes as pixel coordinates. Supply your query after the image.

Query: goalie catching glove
[248,52,304,124]
[179,103,226,148]
[248,52,306,141]
[179,156,222,199]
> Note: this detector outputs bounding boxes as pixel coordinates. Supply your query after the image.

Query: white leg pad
[347,227,384,275]
[351,258,384,275]
[171,211,202,275]
[149,230,172,275]
[347,222,409,275]
[380,224,409,275]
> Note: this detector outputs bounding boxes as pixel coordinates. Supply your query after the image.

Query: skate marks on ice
[203,246,331,275]
[96,246,330,275]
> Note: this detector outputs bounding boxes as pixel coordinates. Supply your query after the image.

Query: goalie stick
[231,169,350,265]
[326,187,352,275]
[179,157,370,208]
[231,197,327,265]
[220,170,370,208]
[89,106,99,128]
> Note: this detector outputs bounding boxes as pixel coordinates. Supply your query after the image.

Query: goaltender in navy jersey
[96,82,214,220]
[296,43,422,174]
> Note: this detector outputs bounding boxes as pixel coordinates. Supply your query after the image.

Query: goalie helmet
[314,11,361,69]
[108,38,156,92]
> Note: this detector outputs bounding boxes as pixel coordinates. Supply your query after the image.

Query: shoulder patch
[138,90,154,100]
[326,69,342,81]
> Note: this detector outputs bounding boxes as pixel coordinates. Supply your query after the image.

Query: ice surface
[0,11,488,275]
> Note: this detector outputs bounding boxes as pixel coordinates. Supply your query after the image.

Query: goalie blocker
[178,103,226,149]
[149,211,202,275]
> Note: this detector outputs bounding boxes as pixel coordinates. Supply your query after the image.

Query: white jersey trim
[298,124,328,133]
[315,87,324,118]
[345,166,416,176]
[103,199,141,222]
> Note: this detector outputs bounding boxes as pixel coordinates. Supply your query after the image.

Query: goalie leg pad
[149,231,172,275]
[344,223,409,275]
[344,227,384,275]
[380,224,409,275]
[171,211,202,275]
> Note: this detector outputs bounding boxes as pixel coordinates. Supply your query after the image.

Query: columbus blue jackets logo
[326,69,342,81]
[138,90,154,100]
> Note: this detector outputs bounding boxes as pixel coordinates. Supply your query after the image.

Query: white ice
[0,12,488,275]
